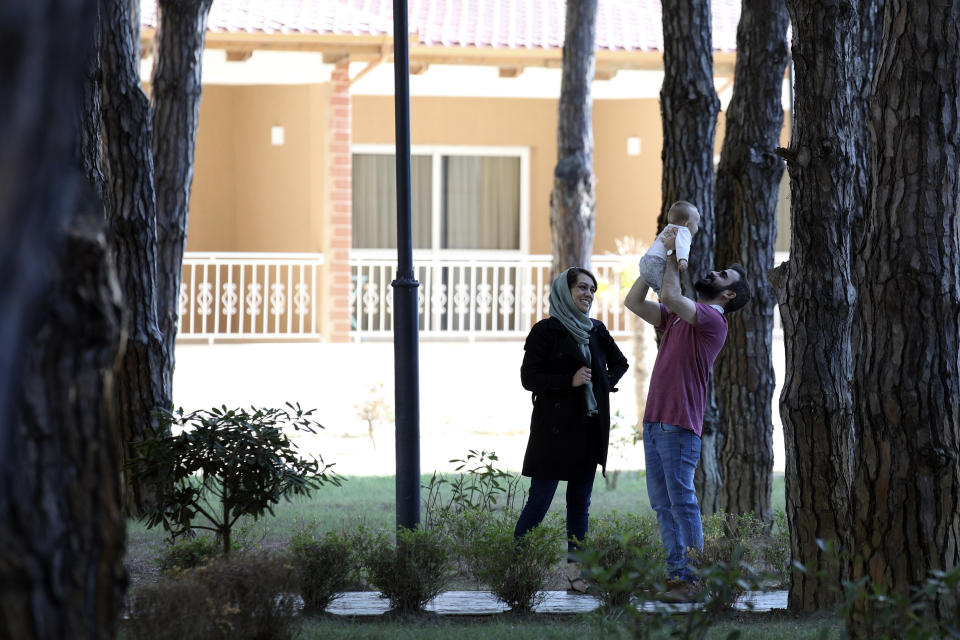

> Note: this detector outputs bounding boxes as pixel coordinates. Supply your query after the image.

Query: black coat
[519,317,629,480]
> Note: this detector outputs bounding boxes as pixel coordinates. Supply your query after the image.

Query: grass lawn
[126,471,787,548]
[294,610,843,639]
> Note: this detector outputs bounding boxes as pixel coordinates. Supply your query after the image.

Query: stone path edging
[326,589,789,616]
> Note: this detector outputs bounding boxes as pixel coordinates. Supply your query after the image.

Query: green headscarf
[549,268,598,417]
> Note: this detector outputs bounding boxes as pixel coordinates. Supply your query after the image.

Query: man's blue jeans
[643,421,703,581]
[514,470,595,561]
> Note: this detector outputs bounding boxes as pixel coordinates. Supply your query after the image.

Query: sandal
[565,563,589,594]
[566,575,589,594]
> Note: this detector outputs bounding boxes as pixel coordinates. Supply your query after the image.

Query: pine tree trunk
[99,0,168,514]
[659,0,721,288]
[660,0,722,504]
[711,0,790,523]
[848,1,960,631]
[550,0,598,275]
[0,3,127,636]
[0,0,92,458]
[770,0,861,612]
[2,197,127,640]
[152,0,212,398]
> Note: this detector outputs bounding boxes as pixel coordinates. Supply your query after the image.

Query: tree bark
[1,195,127,640]
[660,0,722,504]
[711,0,790,523]
[659,0,721,289]
[848,0,960,631]
[771,0,861,612]
[0,2,127,636]
[0,0,92,465]
[99,0,167,514]
[152,0,213,400]
[549,0,598,275]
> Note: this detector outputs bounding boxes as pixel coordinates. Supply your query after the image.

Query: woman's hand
[572,366,593,387]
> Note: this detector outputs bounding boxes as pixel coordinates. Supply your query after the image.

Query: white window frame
[350,144,531,258]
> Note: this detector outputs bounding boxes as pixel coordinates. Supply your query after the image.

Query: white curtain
[352,154,431,249]
[443,156,520,250]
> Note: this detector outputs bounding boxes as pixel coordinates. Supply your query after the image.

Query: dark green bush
[459,509,564,613]
[129,404,343,556]
[422,449,526,534]
[577,512,666,608]
[360,526,453,613]
[124,552,297,640]
[155,533,226,573]
[840,565,960,640]
[288,528,358,612]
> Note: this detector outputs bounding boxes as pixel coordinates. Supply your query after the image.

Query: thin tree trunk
[100,0,167,514]
[550,0,598,275]
[152,0,213,399]
[660,0,722,504]
[848,1,960,632]
[770,0,861,612]
[711,0,790,523]
[0,2,127,636]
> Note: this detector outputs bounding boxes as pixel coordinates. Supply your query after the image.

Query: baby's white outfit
[638,224,692,294]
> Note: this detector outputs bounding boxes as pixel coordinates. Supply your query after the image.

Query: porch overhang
[140,29,737,77]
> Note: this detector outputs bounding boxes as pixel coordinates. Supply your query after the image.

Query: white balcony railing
[178,251,789,342]
[179,252,325,341]
[350,251,638,340]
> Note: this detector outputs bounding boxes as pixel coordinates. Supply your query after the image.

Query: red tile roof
[141,0,740,53]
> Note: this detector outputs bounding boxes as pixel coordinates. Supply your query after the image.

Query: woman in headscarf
[513,267,629,593]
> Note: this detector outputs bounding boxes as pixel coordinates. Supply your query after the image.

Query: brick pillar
[325,62,353,341]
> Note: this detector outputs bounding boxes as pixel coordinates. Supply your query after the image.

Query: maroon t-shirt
[643,303,727,437]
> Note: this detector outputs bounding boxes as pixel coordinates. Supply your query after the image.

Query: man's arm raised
[661,255,698,325]
[624,275,662,326]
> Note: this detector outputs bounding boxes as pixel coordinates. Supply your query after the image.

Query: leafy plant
[422,449,526,531]
[130,404,343,555]
[155,533,232,573]
[125,552,298,640]
[840,565,960,640]
[576,513,665,608]
[459,510,565,613]
[288,528,358,612]
[360,526,453,613]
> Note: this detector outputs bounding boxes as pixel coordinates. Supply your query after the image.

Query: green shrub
[288,528,358,612]
[460,509,565,613]
[360,526,453,613]
[696,511,766,610]
[129,404,343,555]
[155,534,227,573]
[422,449,526,533]
[124,552,297,640]
[765,510,791,587]
[577,512,666,608]
[841,566,960,640]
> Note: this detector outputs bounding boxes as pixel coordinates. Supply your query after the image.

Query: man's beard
[694,274,724,297]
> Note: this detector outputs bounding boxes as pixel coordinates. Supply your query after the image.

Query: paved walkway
[173,340,787,476]
[326,589,789,616]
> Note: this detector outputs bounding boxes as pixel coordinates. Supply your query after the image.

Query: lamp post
[391,0,421,532]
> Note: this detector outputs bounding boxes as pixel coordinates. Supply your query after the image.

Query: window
[351,146,528,252]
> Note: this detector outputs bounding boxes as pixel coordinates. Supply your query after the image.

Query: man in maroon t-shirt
[624,224,752,600]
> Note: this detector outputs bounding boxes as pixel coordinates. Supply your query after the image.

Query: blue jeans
[514,470,595,561]
[643,421,702,581]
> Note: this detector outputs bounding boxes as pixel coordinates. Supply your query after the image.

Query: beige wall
[189,84,329,253]
[189,84,788,257]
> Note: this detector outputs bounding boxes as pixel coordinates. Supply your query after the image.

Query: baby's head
[668,200,700,235]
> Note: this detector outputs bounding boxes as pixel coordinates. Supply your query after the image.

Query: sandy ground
[172,336,786,476]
